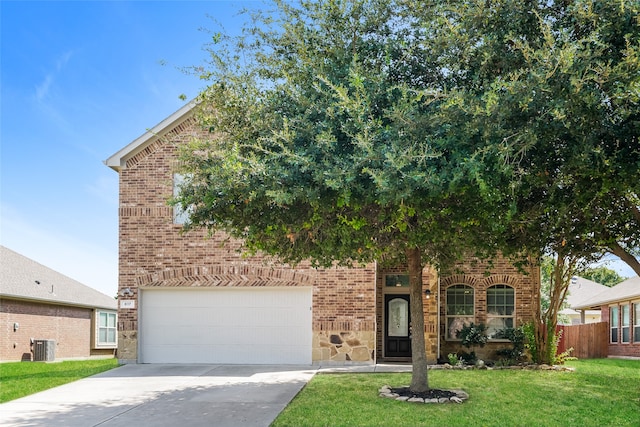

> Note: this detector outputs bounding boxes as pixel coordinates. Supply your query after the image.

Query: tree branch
[608,241,640,277]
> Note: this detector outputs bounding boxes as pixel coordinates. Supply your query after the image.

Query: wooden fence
[556,322,609,359]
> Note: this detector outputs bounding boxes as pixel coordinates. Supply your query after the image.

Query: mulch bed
[390,387,456,400]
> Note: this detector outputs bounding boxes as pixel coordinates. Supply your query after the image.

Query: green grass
[0,358,119,403]
[273,359,640,427]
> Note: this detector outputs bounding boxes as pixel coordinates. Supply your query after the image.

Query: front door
[384,294,411,357]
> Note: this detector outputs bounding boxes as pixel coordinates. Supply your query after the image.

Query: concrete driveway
[0,364,317,427]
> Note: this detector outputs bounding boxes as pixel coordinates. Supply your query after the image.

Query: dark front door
[384,294,412,357]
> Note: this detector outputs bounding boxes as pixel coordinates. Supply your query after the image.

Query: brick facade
[602,302,640,358]
[115,117,378,363]
[0,299,105,361]
[112,108,539,364]
[438,258,539,361]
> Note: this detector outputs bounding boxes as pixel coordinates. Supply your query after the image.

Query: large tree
[175,0,504,392]
[419,0,640,362]
[176,0,639,376]
[423,0,640,274]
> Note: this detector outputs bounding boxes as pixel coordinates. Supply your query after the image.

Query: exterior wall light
[424,289,432,299]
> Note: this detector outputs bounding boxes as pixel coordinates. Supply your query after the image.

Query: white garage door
[140,287,312,364]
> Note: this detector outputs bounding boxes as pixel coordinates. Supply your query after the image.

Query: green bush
[522,322,538,362]
[457,322,488,363]
[494,326,527,362]
[447,352,461,366]
[457,322,488,349]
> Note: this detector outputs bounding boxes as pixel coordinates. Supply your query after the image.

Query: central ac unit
[33,339,56,362]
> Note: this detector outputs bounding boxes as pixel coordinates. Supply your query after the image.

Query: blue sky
[1,1,253,297]
[1,1,636,299]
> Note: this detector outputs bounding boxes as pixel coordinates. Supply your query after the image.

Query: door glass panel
[388,298,409,337]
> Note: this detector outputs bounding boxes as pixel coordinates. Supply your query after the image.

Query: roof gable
[567,277,610,308]
[0,246,117,310]
[572,276,640,310]
[104,101,196,172]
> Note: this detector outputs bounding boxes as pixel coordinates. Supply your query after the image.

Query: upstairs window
[173,173,192,224]
[486,285,515,339]
[446,285,474,340]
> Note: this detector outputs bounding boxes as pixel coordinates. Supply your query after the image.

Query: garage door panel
[140,287,312,364]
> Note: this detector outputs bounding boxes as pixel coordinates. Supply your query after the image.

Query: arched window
[446,285,474,340]
[486,284,515,339]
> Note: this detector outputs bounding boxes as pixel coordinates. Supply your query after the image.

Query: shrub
[522,322,538,362]
[457,323,488,363]
[457,322,488,349]
[447,353,462,366]
[494,326,527,362]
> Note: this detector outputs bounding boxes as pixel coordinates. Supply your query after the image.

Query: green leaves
[175,0,639,275]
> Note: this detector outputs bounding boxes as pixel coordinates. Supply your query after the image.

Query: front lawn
[0,358,119,403]
[273,359,640,427]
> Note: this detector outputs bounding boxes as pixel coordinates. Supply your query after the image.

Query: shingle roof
[0,246,117,310]
[566,276,610,308]
[572,276,640,310]
[560,276,610,316]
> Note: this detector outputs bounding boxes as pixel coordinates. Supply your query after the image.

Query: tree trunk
[529,257,545,364]
[407,247,429,392]
[538,253,577,364]
[608,241,640,278]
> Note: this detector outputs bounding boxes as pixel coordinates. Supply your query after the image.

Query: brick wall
[438,257,539,361]
[116,117,377,363]
[602,302,640,359]
[115,114,540,364]
[0,299,92,361]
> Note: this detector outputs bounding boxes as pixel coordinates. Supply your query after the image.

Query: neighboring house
[0,246,117,362]
[105,102,540,365]
[572,276,640,359]
[559,276,610,325]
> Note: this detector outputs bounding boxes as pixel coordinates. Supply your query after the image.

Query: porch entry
[384,294,412,357]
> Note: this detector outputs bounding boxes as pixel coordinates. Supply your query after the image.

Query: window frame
[633,302,640,343]
[610,306,619,344]
[621,304,630,344]
[94,310,117,348]
[446,285,475,341]
[384,274,410,288]
[173,173,193,225]
[486,284,516,340]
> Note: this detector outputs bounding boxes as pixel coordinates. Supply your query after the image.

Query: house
[105,102,539,365]
[572,276,640,359]
[0,246,117,362]
[559,276,610,325]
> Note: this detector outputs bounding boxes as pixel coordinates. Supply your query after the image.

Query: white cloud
[32,51,75,133]
[34,51,74,102]
[0,204,118,298]
[56,51,73,70]
[35,74,54,102]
